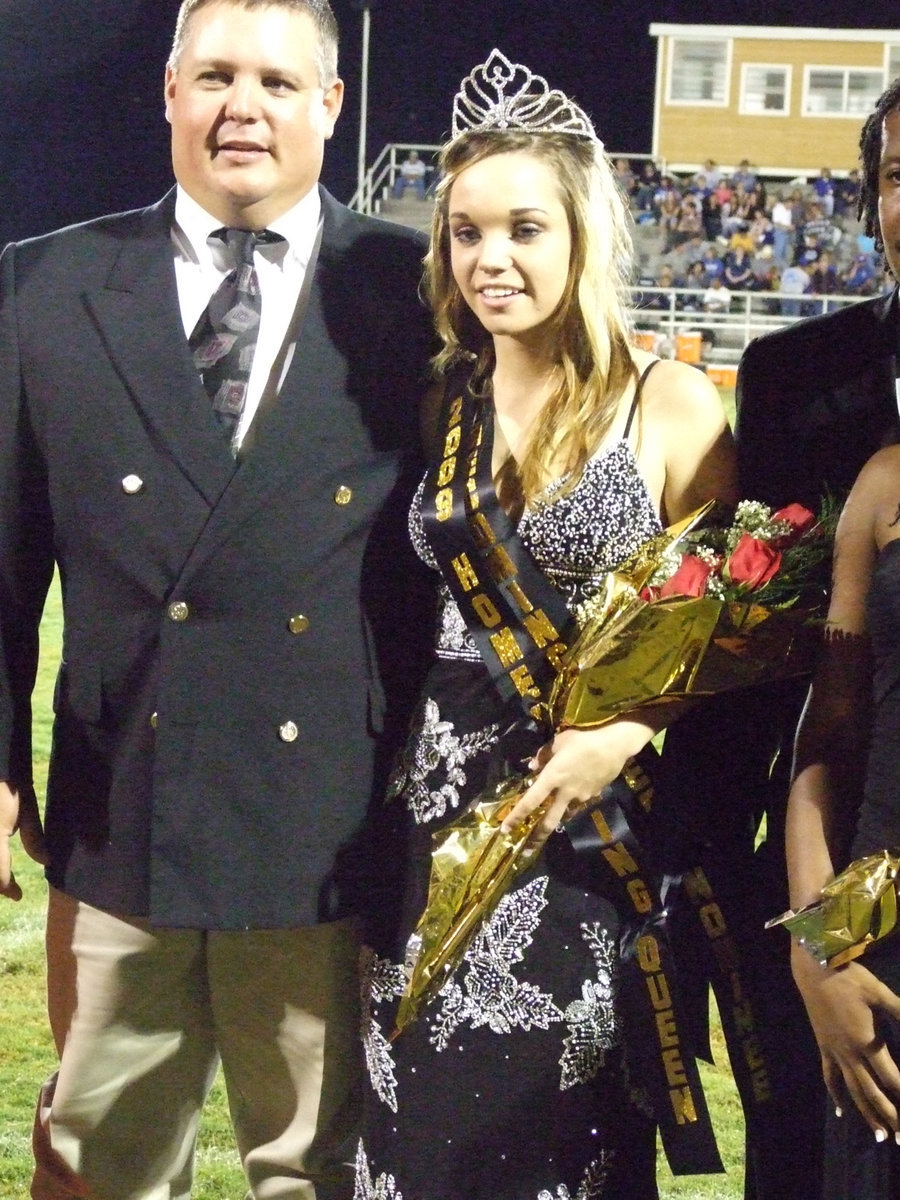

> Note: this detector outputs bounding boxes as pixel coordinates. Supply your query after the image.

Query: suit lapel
[84,191,236,507]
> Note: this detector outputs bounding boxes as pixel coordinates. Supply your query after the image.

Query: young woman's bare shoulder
[853,443,900,489]
[637,357,725,424]
[843,444,900,540]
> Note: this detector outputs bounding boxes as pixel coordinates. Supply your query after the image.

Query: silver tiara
[451,49,600,144]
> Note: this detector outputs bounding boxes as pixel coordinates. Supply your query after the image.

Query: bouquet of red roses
[549,497,836,730]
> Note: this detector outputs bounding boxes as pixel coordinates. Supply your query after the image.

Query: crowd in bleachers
[614,156,890,316]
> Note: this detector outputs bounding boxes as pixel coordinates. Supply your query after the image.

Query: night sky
[2,0,900,244]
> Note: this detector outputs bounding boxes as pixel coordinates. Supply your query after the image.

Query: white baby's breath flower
[732,500,773,531]
[693,545,721,567]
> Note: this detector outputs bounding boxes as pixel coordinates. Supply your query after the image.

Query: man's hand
[0,780,48,901]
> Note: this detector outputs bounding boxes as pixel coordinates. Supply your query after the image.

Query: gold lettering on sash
[472,594,502,628]
[681,867,772,1104]
[602,842,640,878]
[682,866,713,901]
[470,511,495,549]
[436,488,453,521]
[662,1048,688,1087]
[434,396,463,522]
[627,876,653,913]
[523,609,560,648]
[635,933,697,1122]
[490,627,524,667]
[507,579,533,614]
[698,902,727,939]
[656,1008,679,1048]
[670,1085,698,1125]
[465,438,481,510]
[443,424,461,458]
[590,809,614,841]
[546,642,568,671]
[484,545,516,585]
[622,760,655,811]
[451,554,479,592]
[437,457,456,488]
[733,998,755,1034]
[646,972,671,1011]
[510,664,540,697]
[637,934,661,971]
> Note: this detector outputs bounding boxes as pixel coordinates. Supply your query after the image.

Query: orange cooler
[675,331,702,363]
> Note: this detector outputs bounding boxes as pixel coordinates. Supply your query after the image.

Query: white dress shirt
[171,186,322,447]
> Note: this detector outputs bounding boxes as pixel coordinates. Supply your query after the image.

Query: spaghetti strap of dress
[623,359,661,442]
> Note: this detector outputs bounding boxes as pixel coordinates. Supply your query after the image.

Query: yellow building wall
[656,34,889,173]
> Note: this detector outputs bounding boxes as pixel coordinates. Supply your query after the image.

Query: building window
[668,38,729,105]
[740,64,790,115]
[803,67,884,116]
[888,45,900,83]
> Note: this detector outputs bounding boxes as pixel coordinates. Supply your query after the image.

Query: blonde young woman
[356,52,736,1200]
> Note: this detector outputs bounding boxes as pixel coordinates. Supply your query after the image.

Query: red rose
[659,554,715,599]
[772,503,816,546]
[726,534,782,591]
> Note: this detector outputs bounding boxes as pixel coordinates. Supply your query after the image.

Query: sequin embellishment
[429,876,562,1050]
[386,697,501,824]
[559,924,621,1089]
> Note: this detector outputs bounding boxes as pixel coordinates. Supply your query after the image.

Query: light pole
[351,2,379,209]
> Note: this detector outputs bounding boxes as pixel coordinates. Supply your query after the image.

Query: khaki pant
[32,887,362,1200]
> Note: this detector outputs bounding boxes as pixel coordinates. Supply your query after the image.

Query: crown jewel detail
[451,49,599,144]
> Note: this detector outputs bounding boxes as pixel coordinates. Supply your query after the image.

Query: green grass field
[0,387,747,1198]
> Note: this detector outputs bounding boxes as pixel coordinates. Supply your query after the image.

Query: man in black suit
[0,1,432,1196]
[661,78,900,1200]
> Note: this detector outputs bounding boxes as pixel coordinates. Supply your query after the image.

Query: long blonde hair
[425,128,636,504]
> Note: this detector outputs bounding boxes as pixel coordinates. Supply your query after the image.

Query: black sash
[568,763,724,1176]
[421,379,724,1174]
[421,382,573,723]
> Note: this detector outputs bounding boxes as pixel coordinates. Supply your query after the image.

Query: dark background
[2,0,898,243]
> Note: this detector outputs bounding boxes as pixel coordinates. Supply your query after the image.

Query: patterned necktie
[189,227,283,449]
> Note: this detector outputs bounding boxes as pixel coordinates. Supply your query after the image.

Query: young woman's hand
[792,942,900,1141]
[500,719,653,841]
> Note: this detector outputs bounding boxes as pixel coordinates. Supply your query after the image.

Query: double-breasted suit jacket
[658,289,900,1200]
[0,187,434,930]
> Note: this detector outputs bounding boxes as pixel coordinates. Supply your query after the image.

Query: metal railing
[631,286,868,359]
[349,144,664,214]
[350,142,441,214]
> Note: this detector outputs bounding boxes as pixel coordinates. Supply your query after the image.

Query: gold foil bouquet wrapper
[547,502,824,731]
[396,502,832,1035]
[767,850,900,968]
[395,771,544,1035]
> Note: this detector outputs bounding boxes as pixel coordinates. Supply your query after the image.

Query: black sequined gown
[354,423,665,1200]
[821,538,900,1199]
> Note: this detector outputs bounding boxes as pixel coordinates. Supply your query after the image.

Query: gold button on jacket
[167,600,190,622]
[334,485,352,505]
[288,614,310,634]
[278,721,299,743]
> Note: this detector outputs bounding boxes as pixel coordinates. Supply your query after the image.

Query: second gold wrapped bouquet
[767,850,900,968]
